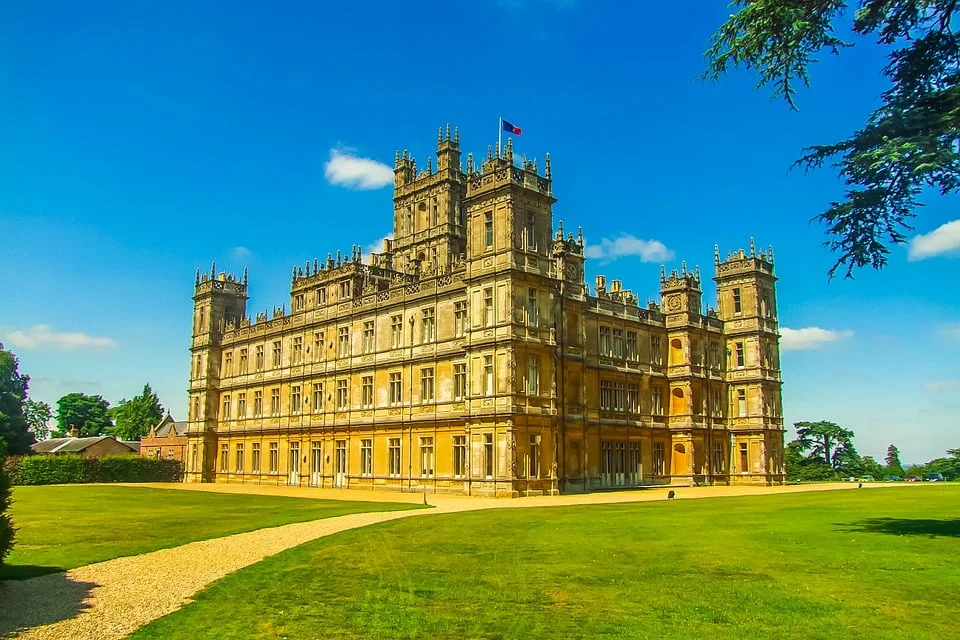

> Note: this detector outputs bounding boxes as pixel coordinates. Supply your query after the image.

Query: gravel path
[1,481,895,639]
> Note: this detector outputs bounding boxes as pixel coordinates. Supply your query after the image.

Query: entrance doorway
[334,439,347,487]
[310,441,322,486]
[289,442,300,485]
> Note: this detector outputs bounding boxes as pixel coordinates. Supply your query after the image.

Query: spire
[714,244,720,266]
[438,127,442,144]
[577,226,583,246]
[210,261,216,278]
[768,244,775,263]
[467,152,473,173]
[506,137,513,163]
[243,267,248,284]
[557,219,564,239]
[695,265,700,280]
[660,265,666,282]
[454,126,459,143]
[313,258,319,273]
[427,157,432,174]
[750,236,756,257]
[445,123,451,141]
[195,268,200,285]
[545,152,551,179]
[395,150,400,166]
[487,145,493,161]
[291,265,297,282]
[681,260,687,276]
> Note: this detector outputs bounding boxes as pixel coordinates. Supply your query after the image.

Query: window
[316,287,326,305]
[739,442,749,471]
[526,356,539,395]
[339,280,352,299]
[430,198,438,227]
[272,340,281,368]
[239,348,248,374]
[612,329,624,359]
[709,343,721,369]
[224,351,233,377]
[422,308,436,343]
[194,354,202,378]
[362,321,375,353]
[483,288,494,326]
[220,443,228,472]
[626,332,638,361]
[361,376,374,408]
[270,388,280,415]
[420,437,434,477]
[313,331,324,360]
[483,433,494,478]
[192,397,200,421]
[733,287,742,314]
[483,355,494,395]
[599,327,611,355]
[198,307,205,333]
[484,212,493,248]
[420,367,435,403]
[453,435,467,477]
[627,384,640,413]
[222,394,231,419]
[711,388,723,417]
[454,363,467,400]
[251,443,261,473]
[292,336,303,364]
[653,442,665,475]
[600,381,626,411]
[294,293,305,312]
[255,345,264,371]
[527,288,538,326]
[237,393,246,419]
[253,391,263,417]
[525,212,536,250]
[235,443,244,473]
[360,439,373,476]
[650,336,662,365]
[454,301,467,337]
[737,389,747,416]
[389,372,403,405]
[313,383,323,412]
[390,315,403,348]
[338,327,350,358]
[388,438,401,476]
[291,385,301,414]
[529,434,541,478]
[652,387,663,415]
[713,442,724,473]
[269,442,279,473]
[336,379,348,410]
[735,342,745,368]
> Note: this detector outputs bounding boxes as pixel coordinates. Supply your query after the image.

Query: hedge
[1,440,14,570]
[15,454,182,486]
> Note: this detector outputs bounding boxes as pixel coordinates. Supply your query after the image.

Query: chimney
[69,424,79,438]
[595,275,606,294]
[611,280,622,293]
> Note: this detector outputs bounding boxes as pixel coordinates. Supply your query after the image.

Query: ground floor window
[739,442,749,472]
[251,443,261,473]
[190,444,197,471]
[653,442,665,475]
[483,433,494,478]
[713,442,724,474]
[360,438,373,476]
[269,442,279,473]
[453,435,466,477]
[220,443,228,472]
[388,437,401,477]
[235,443,244,473]
[529,434,541,479]
[420,437,434,477]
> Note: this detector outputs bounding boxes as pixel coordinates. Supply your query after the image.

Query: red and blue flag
[502,119,522,135]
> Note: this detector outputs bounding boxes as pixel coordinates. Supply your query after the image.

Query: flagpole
[498,116,502,159]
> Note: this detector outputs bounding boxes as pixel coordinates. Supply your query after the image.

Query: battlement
[465,138,553,200]
[714,238,776,279]
[660,261,702,293]
[551,220,585,256]
[194,262,247,297]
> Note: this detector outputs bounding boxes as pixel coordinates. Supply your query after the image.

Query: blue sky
[0,0,957,463]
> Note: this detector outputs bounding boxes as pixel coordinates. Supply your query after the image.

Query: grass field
[132,486,959,640]
[2,485,420,580]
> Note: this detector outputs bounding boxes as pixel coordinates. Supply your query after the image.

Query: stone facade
[185,127,785,496]
[140,414,188,462]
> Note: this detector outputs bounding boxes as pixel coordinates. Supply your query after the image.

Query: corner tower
[186,264,248,482]
[714,240,783,484]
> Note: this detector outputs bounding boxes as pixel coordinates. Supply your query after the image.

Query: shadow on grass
[0,571,96,636]
[1,564,65,580]
[839,518,960,538]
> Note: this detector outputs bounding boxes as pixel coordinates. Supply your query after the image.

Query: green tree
[0,343,35,454]
[54,393,112,438]
[704,1,960,278]
[785,439,837,481]
[0,438,15,570]
[794,420,858,470]
[926,448,960,480]
[885,443,905,475]
[107,384,164,441]
[24,399,53,441]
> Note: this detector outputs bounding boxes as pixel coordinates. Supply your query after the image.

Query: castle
[185,126,785,495]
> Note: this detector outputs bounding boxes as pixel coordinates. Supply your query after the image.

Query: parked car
[845,476,858,482]
[884,475,903,482]
[925,473,945,482]
[858,475,875,482]
[906,475,921,482]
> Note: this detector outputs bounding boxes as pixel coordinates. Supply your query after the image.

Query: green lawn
[2,485,421,580]
[132,486,959,640]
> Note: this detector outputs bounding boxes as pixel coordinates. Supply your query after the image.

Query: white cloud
[584,234,674,263]
[1,325,117,351]
[907,219,960,261]
[324,148,393,190]
[780,327,854,351]
[231,246,253,260]
[927,380,960,391]
[941,325,960,340]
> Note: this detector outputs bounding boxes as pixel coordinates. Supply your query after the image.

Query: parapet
[714,238,775,278]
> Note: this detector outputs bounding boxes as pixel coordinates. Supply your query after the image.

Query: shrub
[18,454,85,485]
[2,454,23,486]
[0,439,15,571]
[14,454,182,485]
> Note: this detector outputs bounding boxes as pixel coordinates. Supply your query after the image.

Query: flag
[502,119,522,135]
